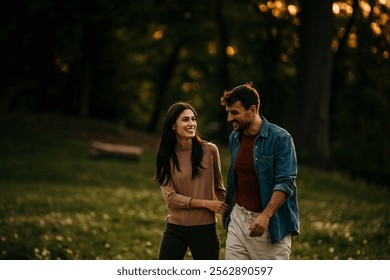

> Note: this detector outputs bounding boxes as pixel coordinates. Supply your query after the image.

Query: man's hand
[249,213,270,237]
[248,190,287,237]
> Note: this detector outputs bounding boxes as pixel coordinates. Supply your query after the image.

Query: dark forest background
[1,0,389,184]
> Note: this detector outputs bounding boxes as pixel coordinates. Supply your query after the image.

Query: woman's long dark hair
[154,102,204,186]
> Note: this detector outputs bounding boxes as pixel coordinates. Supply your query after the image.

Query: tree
[295,0,334,167]
[1,0,389,182]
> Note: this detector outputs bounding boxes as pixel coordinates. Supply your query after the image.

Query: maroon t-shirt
[234,133,263,212]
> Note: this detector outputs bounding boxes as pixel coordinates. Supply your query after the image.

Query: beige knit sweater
[160,142,226,226]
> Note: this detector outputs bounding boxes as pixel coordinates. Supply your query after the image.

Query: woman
[154,102,229,260]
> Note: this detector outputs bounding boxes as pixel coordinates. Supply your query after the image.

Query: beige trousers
[225,204,291,260]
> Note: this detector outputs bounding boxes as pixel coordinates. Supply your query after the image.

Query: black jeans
[158,223,221,260]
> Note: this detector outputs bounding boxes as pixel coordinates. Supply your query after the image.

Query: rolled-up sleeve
[273,133,297,198]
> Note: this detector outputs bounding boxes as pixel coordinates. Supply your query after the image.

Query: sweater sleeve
[160,181,192,210]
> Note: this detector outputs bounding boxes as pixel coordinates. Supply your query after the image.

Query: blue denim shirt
[223,116,300,243]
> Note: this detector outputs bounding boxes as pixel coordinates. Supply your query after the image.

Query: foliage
[1,115,389,260]
[331,1,390,182]
[0,1,389,180]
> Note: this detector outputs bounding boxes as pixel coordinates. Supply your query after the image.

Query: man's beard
[231,120,250,132]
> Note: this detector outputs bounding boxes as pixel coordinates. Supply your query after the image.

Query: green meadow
[1,114,389,260]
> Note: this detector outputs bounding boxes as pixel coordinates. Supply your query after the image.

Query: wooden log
[90,141,143,161]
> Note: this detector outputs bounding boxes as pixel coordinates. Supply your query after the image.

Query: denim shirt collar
[233,116,270,141]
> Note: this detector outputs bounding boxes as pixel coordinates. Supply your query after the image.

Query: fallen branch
[90,141,143,161]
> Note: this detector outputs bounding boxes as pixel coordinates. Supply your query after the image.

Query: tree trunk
[215,0,232,136]
[147,43,181,133]
[79,1,96,118]
[296,0,334,167]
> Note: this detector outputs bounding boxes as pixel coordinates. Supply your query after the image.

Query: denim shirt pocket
[257,155,274,181]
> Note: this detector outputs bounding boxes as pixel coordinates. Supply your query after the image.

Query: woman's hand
[190,199,229,214]
[205,200,230,214]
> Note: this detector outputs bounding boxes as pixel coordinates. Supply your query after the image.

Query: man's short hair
[221,82,260,112]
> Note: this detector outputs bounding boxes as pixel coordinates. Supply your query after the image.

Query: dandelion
[38,218,46,226]
[138,210,148,219]
[345,232,354,242]
[302,242,310,249]
[42,248,51,259]
[65,249,74,255]
[146,248,154,256]
[55,235,64,241]
[127,210,135,217]
[63,217,73,225]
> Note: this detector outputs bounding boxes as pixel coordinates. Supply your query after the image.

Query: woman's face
[172,109,197,140]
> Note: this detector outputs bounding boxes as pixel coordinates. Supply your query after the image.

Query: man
[220,83,300,260]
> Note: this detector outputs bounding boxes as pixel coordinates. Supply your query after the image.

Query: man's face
[225,101,252,132]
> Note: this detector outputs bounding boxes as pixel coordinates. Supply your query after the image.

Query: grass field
[0,114,389,260]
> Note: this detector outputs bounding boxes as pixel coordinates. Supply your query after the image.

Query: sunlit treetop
[257,1,300,18]
[152,25,167,40]
[257,0,389,59]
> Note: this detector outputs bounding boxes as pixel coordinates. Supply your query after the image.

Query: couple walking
[154,83,300,260]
